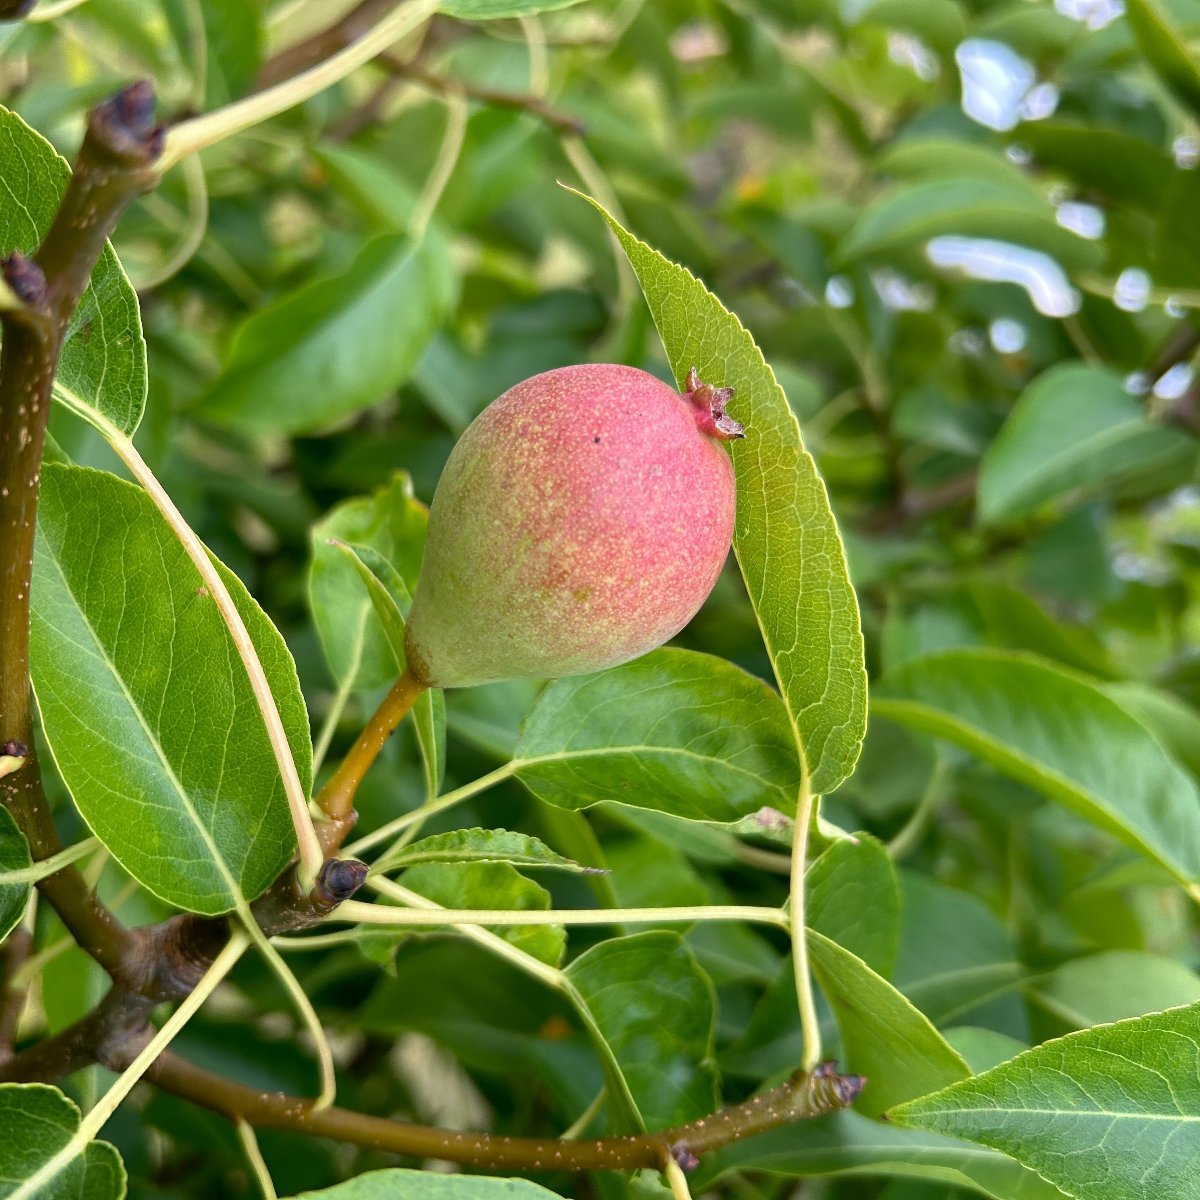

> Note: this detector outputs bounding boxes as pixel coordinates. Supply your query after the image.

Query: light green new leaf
[566,931,718,1130]
[310,475,427,693]
[0,107,145,435]
[374,828,586,875]
[440,0,585,14]
[873,649,1200,887]
[331,540,445,801]
[1028,951,1200,1030]
[702,1109,1066,1200]
[403,861,566,966]
[291,1168,563,1197]
[808,930,970,1118]
[30,464,310,915]
[977,364,1195,524]
[513,648,801,823]
[891,1002,1200,1200]
[1126,0,1200,118]
[0,1083,125,1199]
[578,195,866,796]
[200,233,455,435]
[0,806,32,942]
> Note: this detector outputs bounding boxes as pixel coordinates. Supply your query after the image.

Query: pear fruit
[404,363,742,688]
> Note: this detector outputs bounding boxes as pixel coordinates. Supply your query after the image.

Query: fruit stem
[315,668,428,821]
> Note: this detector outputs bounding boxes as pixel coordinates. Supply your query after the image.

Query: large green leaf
[0,107,145,435]
[375,828,587,875]
[200,233,455,435]
[30,464,310,915]
[0,805,31,942]
[579,196,866,796]
[1028,951,1200,1029]
[291,1168,563,1197]
[874,650,1200,886]
[808,930,970,1118]
[836,178,1102,270]
[806,835,900,978]
[565,931,718,1129]
[1126,0,1200,118]
[977,364,1195,524]
[0,1083,125,1199]
[701,1109,1066,1200]
[512,649,800,822]
[891,1002,1200,1200]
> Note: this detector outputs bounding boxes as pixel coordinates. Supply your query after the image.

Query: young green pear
[404,363,742,688]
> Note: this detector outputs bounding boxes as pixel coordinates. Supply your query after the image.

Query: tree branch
[0,83,163,976]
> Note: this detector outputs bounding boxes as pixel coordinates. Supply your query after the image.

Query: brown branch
[144,1055,864,1173]
[0,83,164,976]
[0,927,31,1062]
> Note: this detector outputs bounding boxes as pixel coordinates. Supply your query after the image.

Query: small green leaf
[200,233,456,435]
[403,861,566,966]
[31,464,310,915]
[701,1108,1066,1200]
[566,931,718,1129]
[873,649,1200,887]
[0,1083,125,1199]
[806,835,901,979]
[291,1168,564,1197]
[513,649,800,823]
[1126,0,1200,118]
[0,107,145,435]
[0,806,32,942]
[309,475,427,693]
[577,194,866,796]
[375,828,587,875]
[891,1002,1200,1200]
[1028,951,1200,1029]
[808,930,971,1118]
[977,364,1195,524]
[331,540,445,800]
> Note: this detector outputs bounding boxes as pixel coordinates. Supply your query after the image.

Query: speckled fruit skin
[404,363,741,688]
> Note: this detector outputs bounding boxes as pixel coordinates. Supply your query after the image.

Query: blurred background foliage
[5,0,1200,1196]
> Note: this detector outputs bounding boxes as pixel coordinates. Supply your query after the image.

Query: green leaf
[806,835,901,978]
[0,107,145,435]
[375,828,587,875]
[565,931,718,1129]
[30,464,310,915]
[1126,0,1200,118]
[0,1083,125,1199]
[891,1002,1200,1200]
[200,233,455,435]
[291,1167,564,1197]
[309,475,427,693]
[577,194,866,796]
[512,648,800,822]
[0,806,32,942]
[1105,682,1200,780]
[403,861,566,966]
[836,178,1102,270]
[702,1109,1067,1200]
[1028,951,1200,1029]
[439,0,586,17]
[873,649,1200,887]
[808,930,970,1118]
[977,364,1195,525]
[331,540,445,801]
